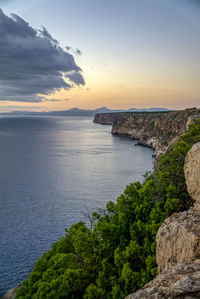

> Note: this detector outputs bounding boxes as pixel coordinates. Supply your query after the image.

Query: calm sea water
[0,116,154,295]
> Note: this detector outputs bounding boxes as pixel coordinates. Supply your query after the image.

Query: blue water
[0,116,154,296]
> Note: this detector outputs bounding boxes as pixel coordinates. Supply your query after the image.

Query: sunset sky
[0,0,200,112]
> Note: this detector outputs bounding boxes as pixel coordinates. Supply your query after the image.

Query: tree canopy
[16,119,200,299]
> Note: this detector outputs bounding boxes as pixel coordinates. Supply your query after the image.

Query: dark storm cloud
[0,9,85,102]
[65,71,85,85]
[39,26,59,45]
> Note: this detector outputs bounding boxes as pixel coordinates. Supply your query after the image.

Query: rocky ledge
[94,108,200,158]
[156,207,200,273]
[0,287,19,299]
[126,260,200,299]
[127,142,200,298]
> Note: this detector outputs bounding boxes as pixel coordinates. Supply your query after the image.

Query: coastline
[3,110,200,298]
[94,108,200,159]
[0,116,154,298]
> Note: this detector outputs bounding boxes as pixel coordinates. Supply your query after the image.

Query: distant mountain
[48,107,114,116]
[0,107,172,117]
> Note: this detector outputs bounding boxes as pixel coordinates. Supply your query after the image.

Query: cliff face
[94,109,200,158]
[127,142,200,299]
[93,112,121,125]
[126,260,200,299]
[156,208,200,273]
[184,142,200,211]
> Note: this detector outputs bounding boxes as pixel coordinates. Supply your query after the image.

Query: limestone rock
[93,112,119,125]
[94,108,200,159]
[127,140,200,298]
[126,260,200,299]
[1,287,19,299]
[156,208,200,273]
[184,142,200,211]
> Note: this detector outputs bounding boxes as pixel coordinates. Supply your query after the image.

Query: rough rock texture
[1,287,18,299]
[155,143,200,274]
[128,142,200,298]
[94,108,200,158]
[184,142,200,211]
[93,112,121,125]
[126,260,200,299]
[156,208,200,273]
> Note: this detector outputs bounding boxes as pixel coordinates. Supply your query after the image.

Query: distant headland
[0,107,171,117]
[94,108,200,158]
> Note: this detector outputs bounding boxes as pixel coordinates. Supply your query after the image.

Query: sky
[0,0,200,112]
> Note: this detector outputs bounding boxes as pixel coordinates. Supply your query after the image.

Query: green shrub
[16,119,200,299]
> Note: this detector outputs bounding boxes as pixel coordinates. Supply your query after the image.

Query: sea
[0,116,154,296]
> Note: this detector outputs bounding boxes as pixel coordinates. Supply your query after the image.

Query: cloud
[75,48,82,55]
[66,46,82,55]
[45,98,70,102]
[0,105,42,110]
[65,71,85,85]
[0,9,85,102]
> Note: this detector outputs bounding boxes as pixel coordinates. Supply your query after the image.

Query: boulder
[184,142,200,211]
[156,208,200,273]
[155,142,200,273]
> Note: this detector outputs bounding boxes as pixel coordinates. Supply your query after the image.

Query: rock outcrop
[126,260,200,299]
[93,112,121,125]
[184,142,200,211]
[94,108,200,158]
[0,287,18,299]
[156,208,200,273]
[127,142,200,298]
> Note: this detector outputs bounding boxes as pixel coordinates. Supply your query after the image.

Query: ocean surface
[0,116,154,296]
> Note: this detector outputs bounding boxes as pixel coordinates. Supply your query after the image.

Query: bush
[16,119,200,299]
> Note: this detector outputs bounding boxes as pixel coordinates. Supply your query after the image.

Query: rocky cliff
[0,287,18,299]
[94,112,122,125]
[94,108,200,158]
[127,142,200,298]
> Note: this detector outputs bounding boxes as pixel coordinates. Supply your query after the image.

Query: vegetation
[16,119,200,299]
